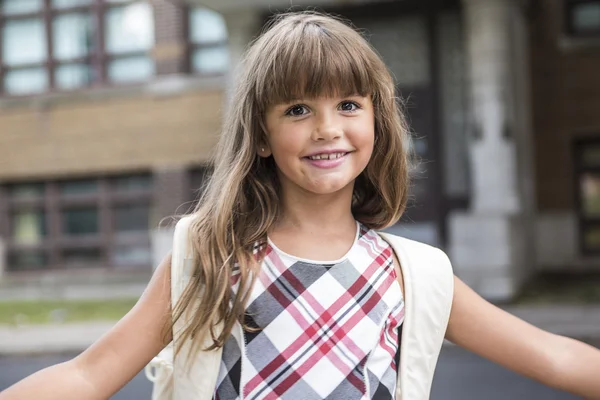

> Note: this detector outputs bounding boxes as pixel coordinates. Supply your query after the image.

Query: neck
[274,182,357,235]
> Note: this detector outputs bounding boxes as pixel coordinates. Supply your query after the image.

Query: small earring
[261,147,265,152]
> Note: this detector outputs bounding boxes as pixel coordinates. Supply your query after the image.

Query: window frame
[0,174,154,272]
[565,0,600,38]
[0,0,155,96]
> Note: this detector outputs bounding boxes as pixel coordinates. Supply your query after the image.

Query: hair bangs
[255,18,377,110]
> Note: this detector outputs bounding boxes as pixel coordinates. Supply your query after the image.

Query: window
[566,0,600,37]
[60,179,98,196]
[189,165,213,204]
[105,2,154,82]
[6,182,47,270]
[11,210,46,245]
[2,173,153,271]
[115,204,149,233]
[575,139,600,254]
[0,0,155,96]
[188,7,229,75]
[62,207,99,235]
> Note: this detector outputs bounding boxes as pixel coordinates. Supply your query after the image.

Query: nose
[311,113,343,141]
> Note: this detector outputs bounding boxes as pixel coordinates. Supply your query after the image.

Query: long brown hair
[169,11,411,357]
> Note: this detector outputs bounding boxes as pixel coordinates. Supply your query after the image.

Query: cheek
[363,136,376,166]
[269,126,305,156]
[354,124,376,169]
[271,137,300,160]
[354,120,376,153]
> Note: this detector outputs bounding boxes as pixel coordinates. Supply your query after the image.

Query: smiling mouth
[304,152,349,161]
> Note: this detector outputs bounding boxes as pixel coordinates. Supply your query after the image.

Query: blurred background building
[0,0,599,301]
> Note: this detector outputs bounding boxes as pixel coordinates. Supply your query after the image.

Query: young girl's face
[263,95,375,196]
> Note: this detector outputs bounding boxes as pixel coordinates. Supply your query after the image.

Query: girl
[2,11,600,400]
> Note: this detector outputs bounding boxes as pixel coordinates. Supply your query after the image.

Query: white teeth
[308,152,346,160]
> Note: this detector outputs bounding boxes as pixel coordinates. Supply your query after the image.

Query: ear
[257,144,272,158]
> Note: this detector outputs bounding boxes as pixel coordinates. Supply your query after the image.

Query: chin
[304,180,354,195]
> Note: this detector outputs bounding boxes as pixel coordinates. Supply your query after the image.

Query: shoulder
[377,231,452,270]
[175,214,196,231]
[172,214,199,264]
[173,215,197,247]
[377,231,454,302]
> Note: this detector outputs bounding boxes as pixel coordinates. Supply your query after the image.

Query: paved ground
[0,346,582,399]
[432,346,581,399]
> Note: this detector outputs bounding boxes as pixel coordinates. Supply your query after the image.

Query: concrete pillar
[0,186,7,279]
[221,8,262,100]
[0,239,5,280]
[465,0,520,213]
[449,0,535,301]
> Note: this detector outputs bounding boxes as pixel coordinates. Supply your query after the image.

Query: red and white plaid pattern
[214,224,404,400]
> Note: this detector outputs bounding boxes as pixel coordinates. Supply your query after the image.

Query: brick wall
[530,1,600,211]
[0,88,224,181]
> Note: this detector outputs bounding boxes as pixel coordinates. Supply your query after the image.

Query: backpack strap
[170,215,224,400]
[171,216,194,309]
[378,233,454,400]
[143,216,196,398]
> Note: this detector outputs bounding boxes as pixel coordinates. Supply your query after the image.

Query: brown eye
[339,101,360,112]
[285,105,308,117]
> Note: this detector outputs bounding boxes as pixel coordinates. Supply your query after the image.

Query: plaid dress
[214,223,405,400]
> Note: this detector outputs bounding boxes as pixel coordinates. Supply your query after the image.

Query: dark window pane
[115,205,149,233]
[190,166,213,202]
[114,245,151,267]
[9,251,47,271]
[584,226,600,251]
[11,210,46,244]
[582,144,600,167]
[62,248,102,266]
[190,167,212,190]
[9,183,44,200]
[572,1,600,33]
[60,180,98,195]
[62,207,98,235]
[581,173,600,217]
[113,175,152,192]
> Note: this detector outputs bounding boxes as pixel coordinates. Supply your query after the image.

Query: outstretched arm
[446,276,600,399]
[0,253,173,400]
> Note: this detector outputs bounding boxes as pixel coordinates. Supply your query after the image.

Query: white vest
[145,216,454,400]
